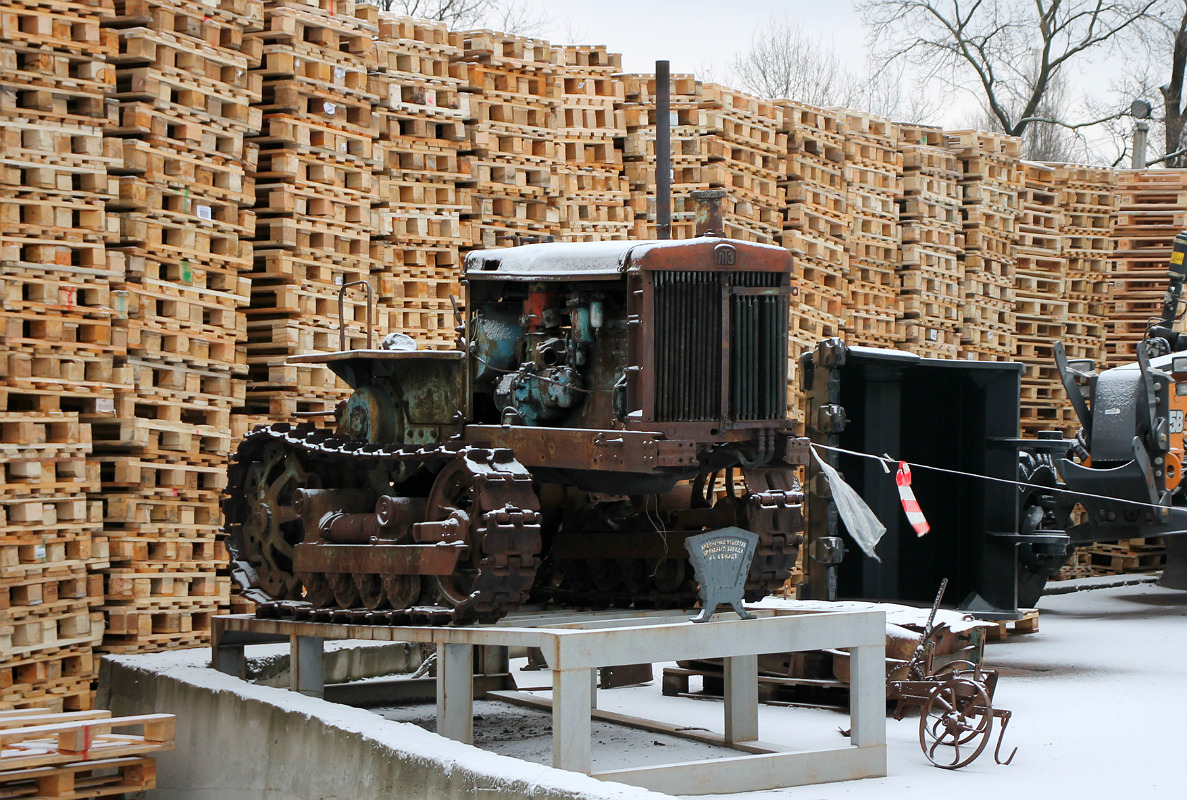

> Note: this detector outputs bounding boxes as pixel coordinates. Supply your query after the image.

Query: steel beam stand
[212,608,886,795]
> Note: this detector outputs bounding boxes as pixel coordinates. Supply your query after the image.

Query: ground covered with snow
[373,581,1186,799]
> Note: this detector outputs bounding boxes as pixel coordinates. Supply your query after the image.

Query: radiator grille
[729,272,788,420]
[652,271,788,423]
[653,271,722,422]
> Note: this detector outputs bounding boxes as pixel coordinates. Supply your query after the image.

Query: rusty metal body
[224,217,808,625]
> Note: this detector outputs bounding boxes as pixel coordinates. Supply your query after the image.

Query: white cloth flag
[810,448,887,562]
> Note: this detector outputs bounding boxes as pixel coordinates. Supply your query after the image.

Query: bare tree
[860,0,1159,144]
[367,0,549,35]
[730,17,859,108]
[1146,0,1187,166]
[1079,1,1187,166]
[729,17,942,123]
[369,0,487,24]
[852,58,942,124]
[1165,7,1187,164]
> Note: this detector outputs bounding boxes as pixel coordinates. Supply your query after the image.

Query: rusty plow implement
[891,661,1017,769]
[888,579,1018,769]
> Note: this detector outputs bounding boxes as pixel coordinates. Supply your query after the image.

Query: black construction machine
[225,197,806,625]
[802,232,1187,613]
[1044,230,1187,590]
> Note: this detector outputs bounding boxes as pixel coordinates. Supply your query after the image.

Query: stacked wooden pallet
[622,79,786,243]
[947,130,1021,361]
[1014,162,1070,436]
[0,708,173,796]
[0,0,124,409]
[621,73,704,240]
[1051,164,1115,370]
[1081,538,1166,575]
[245,0,383,416]
[93,0,260,653]
[1108,170,1187,365]
[371,15,466,350]
[695,84,787,244]
[551,45,630,242]
[452,29,560,249]
[1,415,105,712]
[895,124,962,358]
[1052,549,1093,581]
[0,0,118,702]
[777,101,849,423]
[839,110,900,347]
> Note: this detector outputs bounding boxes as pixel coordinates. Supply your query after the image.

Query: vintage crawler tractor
[224,211,806,624]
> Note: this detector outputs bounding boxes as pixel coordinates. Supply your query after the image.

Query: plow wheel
[425,451,542,623]
[237,441,311,600]
[920,677,994,769]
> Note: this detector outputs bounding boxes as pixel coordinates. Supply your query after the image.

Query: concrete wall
[245,640,423,688]
[98,650,669,800]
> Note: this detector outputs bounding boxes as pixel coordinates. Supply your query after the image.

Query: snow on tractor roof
[463,237,791,280]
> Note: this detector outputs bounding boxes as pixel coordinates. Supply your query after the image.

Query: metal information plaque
[684,527,759,623]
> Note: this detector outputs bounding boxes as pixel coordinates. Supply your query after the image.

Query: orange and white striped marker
[896,462,930,536]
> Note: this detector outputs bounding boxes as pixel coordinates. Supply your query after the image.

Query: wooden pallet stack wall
[623,79,786,243]
[777,101,849,424]
[946,130,1021,361]
[1108,170,1187,365]
[551,45,630,242]
[95,0,261,653]
[244,0,382,417]
[696,84,787,244]
[0,0,117,708]
[1,415,106,711]
[895,124,962,358]
[1051,164,1115,369]
[452,29,560,249]
[371,15,465,349]
[621,73,704,240]
[1014,162,1070,436]
[839,110,900,347]
[0,3,124,402]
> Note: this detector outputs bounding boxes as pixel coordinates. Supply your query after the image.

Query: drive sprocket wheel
[231,440,311,601]
[426,450,543,624]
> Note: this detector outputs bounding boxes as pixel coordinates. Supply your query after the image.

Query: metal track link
[743,469,806,600]
[224,423,541,627]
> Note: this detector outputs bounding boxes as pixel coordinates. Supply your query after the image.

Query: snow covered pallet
[983,609,1039,641]
[0,708,174,797]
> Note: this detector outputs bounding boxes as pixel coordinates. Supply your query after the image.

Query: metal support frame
[291,636,324,697]
[212,608,886,795]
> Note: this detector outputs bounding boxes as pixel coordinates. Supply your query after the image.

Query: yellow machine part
[1169,375,1187,492]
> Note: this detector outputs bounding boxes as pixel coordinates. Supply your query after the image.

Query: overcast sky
[523,0,972,124]
[513,0,1133,151]
[541,0,866,76]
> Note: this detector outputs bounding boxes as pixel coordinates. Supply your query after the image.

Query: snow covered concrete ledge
[96,649,671,800]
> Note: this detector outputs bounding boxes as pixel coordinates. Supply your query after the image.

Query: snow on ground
[372,582,1186,799]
